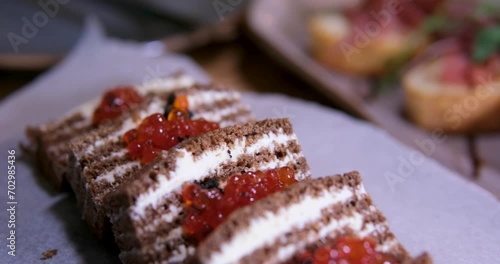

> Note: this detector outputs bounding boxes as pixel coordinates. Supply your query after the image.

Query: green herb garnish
[472,2,500,63]
[473,26,500,63]
[422,14,448,35]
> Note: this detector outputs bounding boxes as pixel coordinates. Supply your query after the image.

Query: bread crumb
[40,249,57,260]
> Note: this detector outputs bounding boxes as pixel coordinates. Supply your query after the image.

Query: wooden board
[246,0,500,197]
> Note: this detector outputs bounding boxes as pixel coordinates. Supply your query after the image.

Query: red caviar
[181,167,297,244]
[92,87,143,125]
[290,236,397,264]
[123,95,219,163]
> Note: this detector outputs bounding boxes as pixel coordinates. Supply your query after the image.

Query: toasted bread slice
[403,58,500,133]
[309,13,426,75]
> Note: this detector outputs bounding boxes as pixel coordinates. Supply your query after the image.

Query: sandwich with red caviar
[308,0,443,75]
[25,73,195,190]
[68,84,253,238]
[193,172,432,264]
[404,14,500,133]
[105,118,311,263]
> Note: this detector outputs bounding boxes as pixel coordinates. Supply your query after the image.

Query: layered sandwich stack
[26,73,195,190]
[68,84,252,237]
[26,73,432,264]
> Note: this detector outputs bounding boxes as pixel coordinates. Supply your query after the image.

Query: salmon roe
[123,95,219,163]
[181,167,297,244]
[92,87,143,126]
[290,236,397,264]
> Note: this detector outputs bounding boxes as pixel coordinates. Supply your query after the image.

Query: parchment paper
[0,18,499,264]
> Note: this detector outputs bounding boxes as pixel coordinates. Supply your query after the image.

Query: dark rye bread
[171,83,253,127]
[105,118,311,264]
[68,86,253,238]
[68,95,159,220]
[24,73,195,191]
[193,172,432,264]
[26,111,95,190]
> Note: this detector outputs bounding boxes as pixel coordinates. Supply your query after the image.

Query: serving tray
[246,0,500,197]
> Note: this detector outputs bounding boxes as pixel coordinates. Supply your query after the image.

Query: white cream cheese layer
[98,161,141,184]
[187,90,240,109]
[195,105,247,127]
[130,129,299,218]
[206,186,359,264]
[136,74,194,94]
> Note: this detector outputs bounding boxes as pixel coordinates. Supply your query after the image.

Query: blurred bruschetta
[404,46,500,133]
[308,0,442,75]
